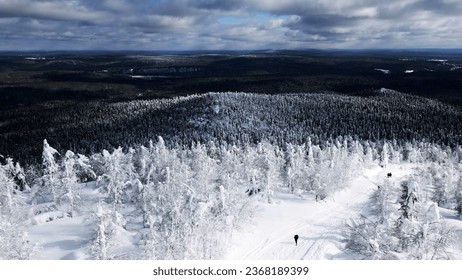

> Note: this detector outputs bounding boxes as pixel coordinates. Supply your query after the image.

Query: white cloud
[0,0,461,50]
[0,0,111,23]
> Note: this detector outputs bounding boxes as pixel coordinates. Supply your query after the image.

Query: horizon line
[1,47,462,54]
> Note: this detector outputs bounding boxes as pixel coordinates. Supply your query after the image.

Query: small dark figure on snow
[294,234,299,246]
[387,172,392,178]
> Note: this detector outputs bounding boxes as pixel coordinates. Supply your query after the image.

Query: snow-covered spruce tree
[88,202,110,260]
[393,178,453,258]
[313,140,358,200]
[33,140,60,204]
[167,144,232,259]
[431,163,455,208]
[456,177,462,216]
[258,142,284,204]
[349,140,365,175]
[345,215,395,260]
[284,143,308,194]
[74,153,96,183]
[3,158,29,192]
[0,223,38,260]
[395,179,420,254]
[14,162,30,192]
[389,139,402,164]
[398,179,420,221]
[345,177,396,260]
[135,145,150,184]
[60,150,81,217]
[380,141,390,168]
[239,144,262,198]
[371,179,394,228]
[96,147,132,208]
[133,142,190,259]
[0,162,15,213]
[0,163,38,259]
[138,178,160,259]
[413,203,454,260]
[215,144,256,229]
[403,143,423,163]
[87,202,128,259]
[137,139,256,259]
[363,141,376,167]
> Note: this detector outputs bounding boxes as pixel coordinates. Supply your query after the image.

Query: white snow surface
[25,164,462,260]
[225,165,408,260]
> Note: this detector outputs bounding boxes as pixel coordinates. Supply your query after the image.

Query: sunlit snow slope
[225,164,462,260]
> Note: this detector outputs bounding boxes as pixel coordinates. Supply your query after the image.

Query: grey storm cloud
[0,0,111,24]
[0,0,461,50]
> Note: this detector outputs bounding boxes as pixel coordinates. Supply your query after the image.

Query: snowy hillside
[2,92,462,260]
[226,164,462,260]
[2,138,462,260]
[4,91,462,164]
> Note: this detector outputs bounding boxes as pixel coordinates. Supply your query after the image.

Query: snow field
[226,164,416,260]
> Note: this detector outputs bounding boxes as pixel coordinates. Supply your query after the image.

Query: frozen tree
[0,164,15,213]
[431,163,455,208]
[88,202,109,260]
[312,174,325,201]
[3,158,29,192]
[105,147,127,206]
[363,142,375,167]
[404,143,423,163]
[0,223,38,260]
[14,162,29,192]
[33,140,60,204]
[0,164,38,260]
[389,140,402,164]
[407,203,454,260]
[306,137,315,169]
[97,147,132,208]
[398,179,419,220]
[259,142,284,203]
[380,142,389,168]
[136,145,150,183]
[371,180,394,227]
[345,215,395,260]
[284,143,308,194]
[74,153,96,183]
[395,179,431,255]
[88,202,127,259]
[345,177,396,259]
[60,150,80,217]
[455,177,462,216]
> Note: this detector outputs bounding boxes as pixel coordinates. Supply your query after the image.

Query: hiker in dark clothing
[294,234,299,246]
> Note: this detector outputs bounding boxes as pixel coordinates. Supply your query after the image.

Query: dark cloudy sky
[1,0,461,50]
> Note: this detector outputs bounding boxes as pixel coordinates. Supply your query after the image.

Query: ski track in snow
[225,164,413,260]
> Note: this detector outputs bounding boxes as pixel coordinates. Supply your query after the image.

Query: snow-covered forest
[2,92,462,259]
[3,91,462,164]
